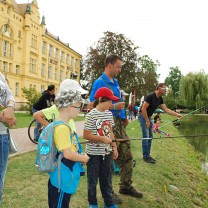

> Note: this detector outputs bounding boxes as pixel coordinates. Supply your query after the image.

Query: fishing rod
[159,104,208,129]
[80,134,208,144]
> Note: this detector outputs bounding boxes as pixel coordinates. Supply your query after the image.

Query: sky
[17,0,208,82]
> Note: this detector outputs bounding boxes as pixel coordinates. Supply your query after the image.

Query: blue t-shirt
[90,73,126,119]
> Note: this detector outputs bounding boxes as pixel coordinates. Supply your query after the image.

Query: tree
[22,87,41,115]
[83,31,159,100]
[165,66,182,97]
[138,55,160,97]
[179,71,208,109]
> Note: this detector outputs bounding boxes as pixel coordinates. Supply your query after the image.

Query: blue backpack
[36,120,84,194]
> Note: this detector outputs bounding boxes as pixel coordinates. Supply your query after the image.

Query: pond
[177,115,208,175]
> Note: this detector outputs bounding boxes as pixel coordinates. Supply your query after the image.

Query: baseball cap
[94,87,119,101]
[59,79,88,95]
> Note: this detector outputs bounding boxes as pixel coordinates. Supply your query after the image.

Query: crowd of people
[0,54,183,207]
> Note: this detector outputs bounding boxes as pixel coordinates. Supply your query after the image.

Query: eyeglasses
[161,88,168,91]
[71,105,82,111]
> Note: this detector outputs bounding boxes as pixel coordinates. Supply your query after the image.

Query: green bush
[21,87,41,115]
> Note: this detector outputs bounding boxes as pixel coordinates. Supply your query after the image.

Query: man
[32,84,55,141]
[0,73,16,204]
[33,79,88,133]
[138,83,183,164]
[89,54,143,202]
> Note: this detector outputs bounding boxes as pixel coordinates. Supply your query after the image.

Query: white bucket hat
[55,79,89,109]
[59,79,88,95]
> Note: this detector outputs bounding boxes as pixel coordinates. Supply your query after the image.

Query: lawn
[2,114,208,207]
[13,112,85,129]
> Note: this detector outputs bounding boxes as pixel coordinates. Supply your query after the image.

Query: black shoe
[119,187,143,198]
[150,156,156,162]
[112,192,122,204]
[143,157,156,164]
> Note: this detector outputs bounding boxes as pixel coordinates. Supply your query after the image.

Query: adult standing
[0,73,16,204]
[138,83,183,164]
[32,84,55,141]
[89,54,143,200]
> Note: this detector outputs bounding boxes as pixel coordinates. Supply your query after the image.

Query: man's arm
[141,101,150,128]
[33,110,50,126]
[160,104,183,118]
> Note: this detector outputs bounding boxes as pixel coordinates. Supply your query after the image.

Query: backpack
[36,120,85,194]
[36,120,69,173]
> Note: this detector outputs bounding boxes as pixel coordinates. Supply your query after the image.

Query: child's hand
[101,136,112,144]
[81,153,90,165]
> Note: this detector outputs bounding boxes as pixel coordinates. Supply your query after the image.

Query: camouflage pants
[113,117,133,190]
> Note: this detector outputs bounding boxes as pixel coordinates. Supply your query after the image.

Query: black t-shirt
[143,92,163,117]
[33,91,54,110]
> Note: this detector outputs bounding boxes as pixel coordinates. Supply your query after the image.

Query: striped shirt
[84,108,115,155]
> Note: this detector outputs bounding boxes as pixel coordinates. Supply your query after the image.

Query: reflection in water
[177,115,208,175]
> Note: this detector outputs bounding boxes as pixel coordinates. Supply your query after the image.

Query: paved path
[9,120,85,157]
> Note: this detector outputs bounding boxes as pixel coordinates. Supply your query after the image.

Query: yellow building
[0,0,82,109]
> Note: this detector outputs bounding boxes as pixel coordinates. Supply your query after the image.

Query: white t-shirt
[84,108,115,155]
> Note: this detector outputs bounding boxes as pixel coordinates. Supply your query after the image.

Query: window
[60,70,63,82]
[66,54,69,64]
[3,41,7,57]
[60,51,64,63]
[9,43,12,58]
[31,34,37,48]
[30,58,36,73]
[2,61,6,72]
[41,64,45,77]
[42,41,46,54]
[71,57,74,67]
[41,85,45,93]
[54,48,58,59]
[48,66,52,79]
[8,63,12,72]
[75,59,79,68]
[49,45,53,57]
[54,68,58,80]
[16,65,20,74]
[15,82,19,96]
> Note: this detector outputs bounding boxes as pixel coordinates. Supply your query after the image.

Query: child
[154,118,171,137]
[48,83,89,208]
[83,87,119,208]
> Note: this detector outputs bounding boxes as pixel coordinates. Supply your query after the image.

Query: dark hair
[93,97,111,108]
[104,54,122,67]
[156,83,166,90]
[47,84,55,91]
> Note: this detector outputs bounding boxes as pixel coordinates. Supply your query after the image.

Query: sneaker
[112,192,122,204]
[119,187,143,198]
[143,156,156,164]
[88,204,98,208]
[103,204,118,208]
[149,156,156,162]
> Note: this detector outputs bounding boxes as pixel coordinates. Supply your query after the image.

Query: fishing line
[158,104,208,129]
[80,134,208,144]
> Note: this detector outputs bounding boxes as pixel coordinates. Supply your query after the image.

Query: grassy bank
[13,112,85,128]
[2,115,208,207]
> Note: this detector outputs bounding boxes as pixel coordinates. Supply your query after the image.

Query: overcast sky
[17,0,208,81]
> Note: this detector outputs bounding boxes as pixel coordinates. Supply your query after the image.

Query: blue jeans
[87,154,114,207]
[0,134,9,204]
[32,107,42,141]
[138,114,154,158]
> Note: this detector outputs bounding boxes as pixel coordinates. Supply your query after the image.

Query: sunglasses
[161,87,168,91]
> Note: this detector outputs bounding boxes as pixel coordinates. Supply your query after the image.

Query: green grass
[3,115,208,207]
[13,112,85,129]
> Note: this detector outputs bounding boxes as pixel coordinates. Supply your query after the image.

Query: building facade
[0,0,82,109]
